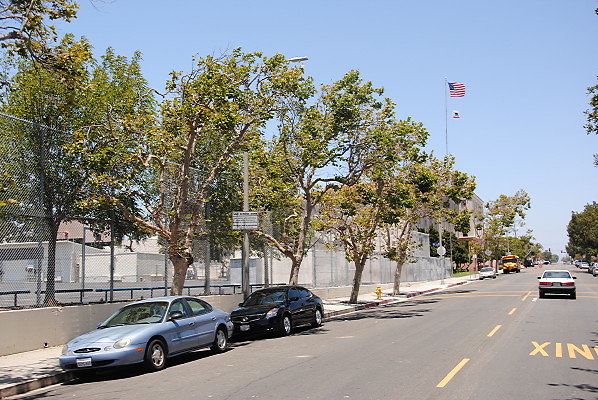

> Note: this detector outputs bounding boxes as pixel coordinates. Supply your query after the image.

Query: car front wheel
[211,327,228,353]
[144,339,166,372]
[311,308,323,328]
[280,315,292,336]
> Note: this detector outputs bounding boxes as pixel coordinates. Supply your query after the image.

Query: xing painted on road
[529,342,597,360]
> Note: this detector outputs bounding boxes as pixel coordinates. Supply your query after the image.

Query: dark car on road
[231,286,323,337]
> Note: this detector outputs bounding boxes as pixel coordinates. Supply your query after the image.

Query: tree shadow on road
[330,300,437,322]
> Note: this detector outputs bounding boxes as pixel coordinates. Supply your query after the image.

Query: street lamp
[287,56,309,63]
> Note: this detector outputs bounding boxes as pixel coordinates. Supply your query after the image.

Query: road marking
[336,336,355,339]
[529,341,551,356]
[487,325,502,337]
[508,308,517,315]
[531,297,538,302]
[568,344,595,360]
[521,291,532,301]
[556,343,562,358]
[436,358,470,388]
[529,342,598,359]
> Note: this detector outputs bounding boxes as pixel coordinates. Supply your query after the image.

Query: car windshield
[480,268,493,272]
[542,271,571,279]
[100,301,168,328]
[243,289,287,306]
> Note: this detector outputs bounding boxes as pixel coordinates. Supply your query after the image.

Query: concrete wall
[0,283,392,357]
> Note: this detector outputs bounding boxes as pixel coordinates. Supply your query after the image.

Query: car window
[542,271,571,279]
[169,300,190,318]
[288,288,301,300]
[480,268,493,272]
[101,301,168,327]
[243,289,287,306]
[186,298,212,316]
[297,288,312,298]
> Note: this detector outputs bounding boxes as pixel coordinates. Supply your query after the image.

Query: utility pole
[242,152,250,300]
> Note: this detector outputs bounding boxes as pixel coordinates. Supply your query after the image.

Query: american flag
[448,82,466,97]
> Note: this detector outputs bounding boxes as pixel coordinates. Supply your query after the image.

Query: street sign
[232,212,259,230]
[485,249,492,256]
[437,246,446,256]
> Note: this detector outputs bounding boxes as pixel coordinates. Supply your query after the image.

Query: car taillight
[561,282,575,286]
[539,282,552,285]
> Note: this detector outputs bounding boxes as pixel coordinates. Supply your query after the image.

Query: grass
[451,270,478,278]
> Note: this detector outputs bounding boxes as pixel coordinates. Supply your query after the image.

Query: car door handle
[211,317,216,321]
[189,322,195,326]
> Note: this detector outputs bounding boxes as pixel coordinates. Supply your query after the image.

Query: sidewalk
[0,275,475,399]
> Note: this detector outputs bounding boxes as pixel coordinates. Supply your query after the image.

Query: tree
[566,202,598,260]
[482,189,531,260]
[76,49,312,295]
[0,0,78,66]
[0,34,94,305]
[585,77,598,166]
[316,183,383,303]
[251,71,416,285]
[382,156,476,295]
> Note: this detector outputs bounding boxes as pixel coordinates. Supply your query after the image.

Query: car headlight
[113,338,131,349]
[61,345,69,355]
[265,308,279,319]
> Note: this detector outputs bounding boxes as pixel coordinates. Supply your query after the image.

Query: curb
[0,371,74,399]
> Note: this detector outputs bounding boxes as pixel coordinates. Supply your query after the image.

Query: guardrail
[1,283,286,308]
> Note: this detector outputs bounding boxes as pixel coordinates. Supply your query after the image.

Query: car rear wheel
[539,291,545,299]
[311,308,323,328]
[571,292,576,300]
[211,327,228,353]
[492,276,496,279]
[144,339,166,372]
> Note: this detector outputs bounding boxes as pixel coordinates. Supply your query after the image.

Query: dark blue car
[230,286,323,337]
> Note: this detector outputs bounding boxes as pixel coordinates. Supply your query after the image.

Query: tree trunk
[43,221,59,306]
[349,259,366,304]
[288,255,303,285]
[392,260,405,296]
[170,254,191,295]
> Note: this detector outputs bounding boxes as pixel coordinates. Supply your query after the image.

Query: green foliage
[566,202,598,259]
[0,0,79,67]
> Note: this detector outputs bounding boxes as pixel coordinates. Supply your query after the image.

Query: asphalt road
[9,264,598,400]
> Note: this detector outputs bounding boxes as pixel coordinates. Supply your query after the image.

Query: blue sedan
[59,296,233,374]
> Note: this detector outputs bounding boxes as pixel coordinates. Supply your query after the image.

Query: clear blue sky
[58,0,598,256]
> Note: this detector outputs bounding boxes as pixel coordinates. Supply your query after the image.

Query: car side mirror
[169,311,184,321]
[537,277,541,279]
[573,276,577,279]
[238,302,245,307]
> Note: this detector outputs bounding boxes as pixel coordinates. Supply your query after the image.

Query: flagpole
[444,76,448,156]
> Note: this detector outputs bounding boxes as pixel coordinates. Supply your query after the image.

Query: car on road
[479,267,497,279]
[59,296,233,375]
[537,270,577,299]
[589,263,598,277]
[230,286,323,337]
[579,262,590,270]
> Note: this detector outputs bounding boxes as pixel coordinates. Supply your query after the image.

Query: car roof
[542,270,570,273]
[121,296,193,305]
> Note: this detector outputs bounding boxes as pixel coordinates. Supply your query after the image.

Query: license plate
[553,282,560,286]
[240,324,250,331]
[76,358,92,368]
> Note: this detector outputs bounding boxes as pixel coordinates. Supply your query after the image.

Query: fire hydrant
[375,286,383,300]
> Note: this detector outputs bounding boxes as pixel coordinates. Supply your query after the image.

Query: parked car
[231,286,323,337]
[589,263,598,277]
[59,296,233,375]
[580,262,590,270]
[537,270,577,299]
[479,267,497,279]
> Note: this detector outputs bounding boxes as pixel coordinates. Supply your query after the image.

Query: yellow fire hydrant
[375,286,383,300]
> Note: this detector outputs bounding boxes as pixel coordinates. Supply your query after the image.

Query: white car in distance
[538,270,576,299]
[479,267,497,279]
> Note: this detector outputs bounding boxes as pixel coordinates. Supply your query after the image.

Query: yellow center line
[508,307,517,315]
[437,358,470,388]
[521,291,532,301]
[487,325,502,337]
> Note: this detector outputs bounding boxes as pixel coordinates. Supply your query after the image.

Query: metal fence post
[109,214,115,302]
